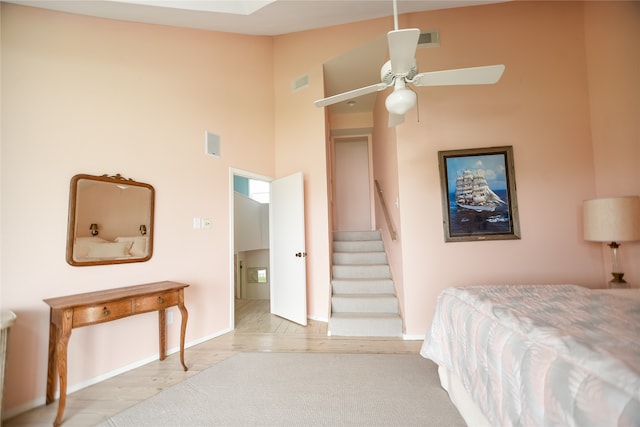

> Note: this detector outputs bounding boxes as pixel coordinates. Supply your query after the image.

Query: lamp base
[609,273,629,289]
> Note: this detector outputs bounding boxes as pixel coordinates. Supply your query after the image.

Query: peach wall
[583,1,640,285]
[2,0,637,418]
[1,3,274,415]
[272,18,393,321]
[329,112,373,129]
[371,94,406,321]
[272,32,331,321]
[393,1,635,335]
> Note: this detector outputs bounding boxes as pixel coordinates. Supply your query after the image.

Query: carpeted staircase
[329,230,403,337]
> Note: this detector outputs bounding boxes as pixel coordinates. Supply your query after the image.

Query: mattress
[420,284,640,427]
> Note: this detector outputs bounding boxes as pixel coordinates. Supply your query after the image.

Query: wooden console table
[44,281,189,426]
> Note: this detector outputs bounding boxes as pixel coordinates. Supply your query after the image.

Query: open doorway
[229,169,308,329]
[230,169,271,328]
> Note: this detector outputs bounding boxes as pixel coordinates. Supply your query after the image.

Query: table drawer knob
[103,307,110,316]
[157,297,164,304]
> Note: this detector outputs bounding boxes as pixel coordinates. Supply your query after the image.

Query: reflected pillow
[87,241,132,258]
[114,236,148,257]
[74,237,108,258]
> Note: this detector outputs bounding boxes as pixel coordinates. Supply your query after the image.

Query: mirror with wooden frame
[66,173,154,266]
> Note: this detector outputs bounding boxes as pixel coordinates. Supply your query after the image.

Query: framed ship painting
[438,146,520,242]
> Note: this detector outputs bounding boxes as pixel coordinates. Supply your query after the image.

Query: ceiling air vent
[418,31,440,48]
[291,74,309,92]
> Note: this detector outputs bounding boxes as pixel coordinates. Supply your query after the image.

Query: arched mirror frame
[66,173,155,267]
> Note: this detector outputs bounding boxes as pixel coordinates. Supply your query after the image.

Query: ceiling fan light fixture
[385,87,416,115]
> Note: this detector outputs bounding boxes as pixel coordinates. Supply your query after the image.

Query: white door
[269,172,307,325]
[334,138,372,231]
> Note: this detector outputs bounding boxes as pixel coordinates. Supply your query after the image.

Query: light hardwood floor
[5,299,422,426]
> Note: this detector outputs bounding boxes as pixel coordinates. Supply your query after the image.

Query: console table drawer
[135,291,178,313]
[73,300,133,327]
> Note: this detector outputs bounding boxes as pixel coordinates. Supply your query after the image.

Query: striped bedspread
[420,284,640,427]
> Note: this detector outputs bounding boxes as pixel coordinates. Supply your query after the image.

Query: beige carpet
[99,352,466,426]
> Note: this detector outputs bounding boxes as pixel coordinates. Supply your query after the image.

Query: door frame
[228,167,273,330]
[331,133,376,232]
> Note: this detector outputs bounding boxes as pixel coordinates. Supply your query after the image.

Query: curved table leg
[53,311,73,427]
[46,319,57,405]
[178,302,188,371]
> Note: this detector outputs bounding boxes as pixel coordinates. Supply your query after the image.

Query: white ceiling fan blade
[314,82,389,108]
[388,113,405,127]
[387,28,420,75]
[410,64,505,87]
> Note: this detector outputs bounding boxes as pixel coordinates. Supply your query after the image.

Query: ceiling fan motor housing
[380,60,417,85]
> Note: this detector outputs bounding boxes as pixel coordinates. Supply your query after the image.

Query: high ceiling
[5,0,506,114]
[5,1,501,35]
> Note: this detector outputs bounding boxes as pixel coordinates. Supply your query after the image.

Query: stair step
[329,313,402,337]
[329,230,401,337]
[333,240,384,253]
[333,230,381,241]
[332,294,399,313]
[332,279,395,294]
[333,251,388,265]
[332,264,391,280]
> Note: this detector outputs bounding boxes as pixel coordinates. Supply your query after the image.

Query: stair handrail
[374,180,398,242]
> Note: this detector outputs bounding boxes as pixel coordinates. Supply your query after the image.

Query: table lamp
[583,196,640,288]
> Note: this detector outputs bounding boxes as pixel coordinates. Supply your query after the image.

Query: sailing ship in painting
[455,169,506,212]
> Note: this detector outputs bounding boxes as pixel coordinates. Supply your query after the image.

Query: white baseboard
[403,333,426,341]
[2,327,233,421]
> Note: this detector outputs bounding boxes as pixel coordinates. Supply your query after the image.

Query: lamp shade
[583,196,640,242]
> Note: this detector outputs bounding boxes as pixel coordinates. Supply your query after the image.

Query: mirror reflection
[66,173,154,266]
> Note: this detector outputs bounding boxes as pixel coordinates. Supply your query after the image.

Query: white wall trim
[2,328,232,421]
[308,314,328,323]
[402,333,426,341]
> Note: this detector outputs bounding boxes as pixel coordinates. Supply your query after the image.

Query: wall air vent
[205,131,220,158]
[291,74,309,92]
[418,31,440,48]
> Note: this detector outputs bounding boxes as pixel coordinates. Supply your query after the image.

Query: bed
[73,236,149,260]
[420,284,640,427]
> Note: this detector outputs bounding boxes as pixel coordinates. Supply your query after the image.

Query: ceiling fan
[313,0,505,127]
